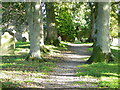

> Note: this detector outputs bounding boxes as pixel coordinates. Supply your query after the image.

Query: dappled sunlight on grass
[1,55,56,88]
[77,45,119,88]
[1,56,56,72]
[15,41,30,48]
[76,62,119,88]
[76,62,118,77]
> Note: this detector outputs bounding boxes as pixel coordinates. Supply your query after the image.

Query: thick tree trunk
[45,2,59,45]
[87,2,114,64]
[26,2,42,60]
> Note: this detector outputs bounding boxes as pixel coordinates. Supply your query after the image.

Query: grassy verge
[1,55,56,88]
[76,46,119,88]
[1,41,68,88]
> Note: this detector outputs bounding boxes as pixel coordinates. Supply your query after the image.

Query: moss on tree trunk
[87,44,114,64]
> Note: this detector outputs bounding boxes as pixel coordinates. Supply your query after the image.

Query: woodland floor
[1,43,118,88]
[38,43,99,88]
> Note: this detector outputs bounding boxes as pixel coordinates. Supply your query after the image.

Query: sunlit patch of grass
[77,46,119,88]
[1,56,56,73]
[98,78,118,88]
[76,62,119,88]
[1,41,59,73]
[15,41,30,49]
[77,62,118,77]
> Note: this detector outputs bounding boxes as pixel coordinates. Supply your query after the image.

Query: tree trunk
[88,3,95,42]
[40,3,44,46]
[26,2,42,60]
[87,2,114,64]
[40,21,44,46]
[45,2,59,45]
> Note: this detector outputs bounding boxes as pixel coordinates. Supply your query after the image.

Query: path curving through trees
[39,43,99,88]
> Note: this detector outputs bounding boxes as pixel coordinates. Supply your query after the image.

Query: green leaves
[2,2,26,32]
[55,3,75,42]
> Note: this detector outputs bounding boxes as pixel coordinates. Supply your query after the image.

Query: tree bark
[40,3,44,46]
[45,2,59,45]
[26,2,42,60]
[87,2,114,64]
[88,3,95,42]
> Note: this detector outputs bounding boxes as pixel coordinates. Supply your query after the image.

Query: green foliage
[55,3,92,42]
[55,3,76,42]
[53,39,60,46]
[2,2,26,32]
[72,3,91,41]
[110,3,119,38]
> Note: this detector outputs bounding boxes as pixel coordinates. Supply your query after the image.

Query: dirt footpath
[40,43,99,88]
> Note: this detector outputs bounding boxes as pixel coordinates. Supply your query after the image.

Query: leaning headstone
[0,32,15,55]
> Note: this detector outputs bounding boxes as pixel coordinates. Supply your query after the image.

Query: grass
[1,57,56,72]
[76,45,119,88]
[1,55,56,88]
[1,41,69,88]
[1,41,65,88]
[76,62,119,88]
[1,81,21,88]
[87,46,120,61]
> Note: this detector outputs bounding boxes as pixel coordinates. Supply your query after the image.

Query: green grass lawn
[76,45,119,88]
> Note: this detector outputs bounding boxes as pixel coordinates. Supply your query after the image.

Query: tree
[55,2,75,42]
[45,2,59,46]
[87,2,95,42]
[71,2,91,42]
[40,3,44,46]
[26,2,42,60]
[87,2,114,64]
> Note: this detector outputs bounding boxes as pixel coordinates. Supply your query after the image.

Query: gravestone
[0,32,15,55]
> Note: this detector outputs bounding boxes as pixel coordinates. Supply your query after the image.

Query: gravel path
[39,43,99,88]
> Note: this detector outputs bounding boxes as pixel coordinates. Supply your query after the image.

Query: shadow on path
[40,43,98,88]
